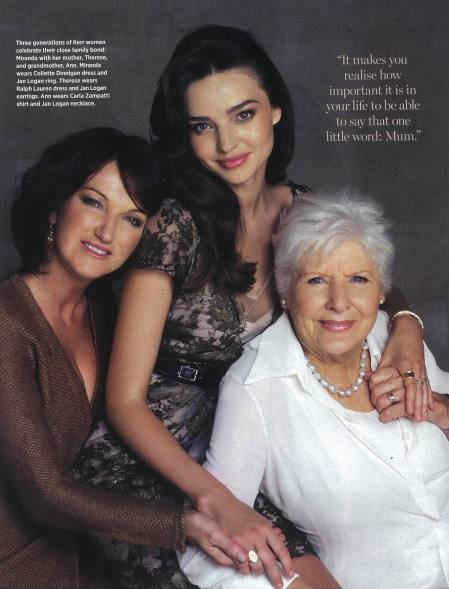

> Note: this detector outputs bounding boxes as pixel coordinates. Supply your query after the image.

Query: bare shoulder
[268,183,296,214]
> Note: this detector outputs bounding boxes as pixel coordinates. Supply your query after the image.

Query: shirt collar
[244,312,308,385]
[244,310,387,386]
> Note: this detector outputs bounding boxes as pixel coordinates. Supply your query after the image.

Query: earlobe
[272,106,282,125]
[48,210,58,224]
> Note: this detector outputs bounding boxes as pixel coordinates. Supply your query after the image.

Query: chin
[71,262,116,283]
[319,336,365,360]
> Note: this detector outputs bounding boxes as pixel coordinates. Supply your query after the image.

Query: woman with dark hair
[0,127,246,589]
[75,26,427,589]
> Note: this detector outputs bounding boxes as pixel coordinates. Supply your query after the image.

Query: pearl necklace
[305,341,369,397]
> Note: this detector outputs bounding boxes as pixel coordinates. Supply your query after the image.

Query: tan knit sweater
[0,274,184,589]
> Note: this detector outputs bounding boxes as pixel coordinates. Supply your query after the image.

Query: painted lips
[320,320,355,332]
[216,153,250,169]
[81,241,112,258]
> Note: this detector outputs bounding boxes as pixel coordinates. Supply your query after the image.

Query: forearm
[33,478,184,548]
[105,269,228,503]
[107,396,231,507]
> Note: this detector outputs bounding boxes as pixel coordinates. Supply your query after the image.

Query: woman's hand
[376,315,432,420]
[368,365,406,414]
[376,390,449,431]
[184,509,247,567]
[196,489,294,589]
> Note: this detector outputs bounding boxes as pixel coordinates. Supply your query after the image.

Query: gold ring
[401,370,416,379]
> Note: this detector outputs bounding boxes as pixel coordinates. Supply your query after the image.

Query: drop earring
[47,223,55,245]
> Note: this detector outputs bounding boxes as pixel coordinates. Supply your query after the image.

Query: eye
[351,275,369,283]
[237,109,255,122]
[125,215,144,228]
[81,195,102,208]
[307,276,326,285]
[190,121,212,135]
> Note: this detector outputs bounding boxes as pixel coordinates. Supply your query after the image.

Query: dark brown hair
[150,25,295,293]
[11,127,166,274]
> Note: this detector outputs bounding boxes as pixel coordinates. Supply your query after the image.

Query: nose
[216,126,238,154]
[94,214,116,244]
[325,281,350,313]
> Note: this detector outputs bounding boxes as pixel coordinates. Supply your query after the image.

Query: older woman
[179,190,449,589]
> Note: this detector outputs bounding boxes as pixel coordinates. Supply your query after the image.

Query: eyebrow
[300,269,374,277]
[84,186,108,200]
[83,186,146,214]
[188,99,259,121]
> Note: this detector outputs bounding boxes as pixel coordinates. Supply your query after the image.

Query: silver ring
[248,549,259,564]
[387,392,398,405]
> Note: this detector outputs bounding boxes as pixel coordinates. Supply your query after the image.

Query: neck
[25,264,89,325]
[305,343,367,392]
[230,169,269,221]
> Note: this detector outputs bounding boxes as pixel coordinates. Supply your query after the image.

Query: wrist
[389,310,424,335]
[194,484,235,518]
[183,506,198,547]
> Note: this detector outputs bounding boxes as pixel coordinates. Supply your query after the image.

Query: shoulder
[146,198,196,236]
[0,275,43,362]
[223,339,261,387]
[0,274,32,325]
[269,181,313,217]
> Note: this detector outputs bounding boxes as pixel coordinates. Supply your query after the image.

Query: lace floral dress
[73,194,314,589]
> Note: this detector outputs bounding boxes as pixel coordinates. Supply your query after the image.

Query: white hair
[274,189,395,297]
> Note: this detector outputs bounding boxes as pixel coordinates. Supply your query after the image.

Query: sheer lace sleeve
[131,199,198,290]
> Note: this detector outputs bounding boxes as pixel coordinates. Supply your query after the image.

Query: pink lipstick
[81,241,112,259]
[320,320,354,332]
[217,153,250,169]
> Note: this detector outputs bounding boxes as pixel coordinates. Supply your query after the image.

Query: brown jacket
[0,274,184,589]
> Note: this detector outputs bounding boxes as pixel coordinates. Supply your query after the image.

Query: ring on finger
[387,392,398,405]
[414,377,427,385]
[248,549,259,564]
[401,370,416,380]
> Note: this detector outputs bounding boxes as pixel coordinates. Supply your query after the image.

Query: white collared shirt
[179,312,449,589]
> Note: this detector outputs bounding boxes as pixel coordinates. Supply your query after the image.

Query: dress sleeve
[179,372,298,588]
[131,199,197,289]
[0,309,185,550]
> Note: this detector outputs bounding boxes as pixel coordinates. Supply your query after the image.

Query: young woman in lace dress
[75,26,428,589]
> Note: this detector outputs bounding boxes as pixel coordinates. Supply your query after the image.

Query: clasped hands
[184,489,295,589]
[369,363,449,430]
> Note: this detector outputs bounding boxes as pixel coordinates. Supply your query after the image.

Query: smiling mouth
[320,320,355,332]
[216,153,250,169]
[82,241,112,257]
